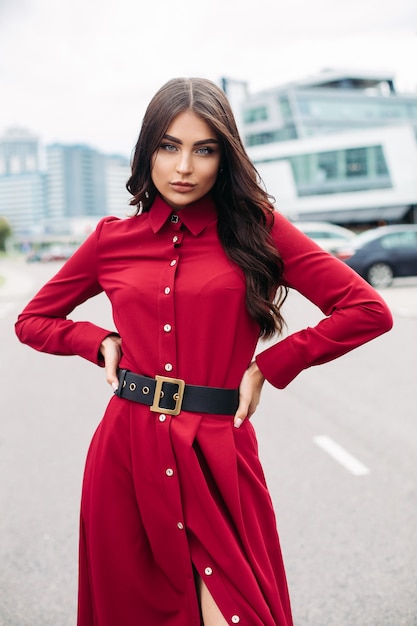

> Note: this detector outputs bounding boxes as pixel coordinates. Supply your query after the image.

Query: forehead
[165,110,217,140]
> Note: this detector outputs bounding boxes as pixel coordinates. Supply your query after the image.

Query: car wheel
[367,262,394,288]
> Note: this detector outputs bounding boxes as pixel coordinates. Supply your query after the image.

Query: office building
[46,143,107,223]
[225,71,417,225]
[105,154,132,218]
[0,128,47,234]
[0,129,133,241]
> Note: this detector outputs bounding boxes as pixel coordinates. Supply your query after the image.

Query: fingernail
[234,418,243,429]
[111,381,118,392]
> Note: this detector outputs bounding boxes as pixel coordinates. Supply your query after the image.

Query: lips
[170,181,196,193]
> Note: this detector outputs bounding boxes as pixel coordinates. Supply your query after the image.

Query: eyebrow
[163,133,219,146]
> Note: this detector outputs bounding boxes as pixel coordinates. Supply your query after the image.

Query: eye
[196,146,214,155]
[160,143,178,152]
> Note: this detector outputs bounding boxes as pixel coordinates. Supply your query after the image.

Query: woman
[15,77,393,626]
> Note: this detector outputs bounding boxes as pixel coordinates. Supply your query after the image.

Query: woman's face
[151,110,222,209]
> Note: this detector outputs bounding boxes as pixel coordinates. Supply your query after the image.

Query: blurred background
[1,0,417,251]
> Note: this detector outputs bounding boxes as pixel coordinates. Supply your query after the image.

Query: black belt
[115,369,239,416]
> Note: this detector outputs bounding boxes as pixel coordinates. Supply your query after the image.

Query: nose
[176,151,193,175]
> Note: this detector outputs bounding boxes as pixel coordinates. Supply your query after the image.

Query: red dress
[15,195,392,625]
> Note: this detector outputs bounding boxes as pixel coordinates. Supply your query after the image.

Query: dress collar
[148,194,218,236]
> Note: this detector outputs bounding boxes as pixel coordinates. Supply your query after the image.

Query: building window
[278,96,293,121]
[374,145,389,176]
[243,106,268,124]
[245,125,297,146]
[285,145,391,195]
[346,148,367,177]
[407,103,417,120]
[317,151,338,179]
[294,94,413,136]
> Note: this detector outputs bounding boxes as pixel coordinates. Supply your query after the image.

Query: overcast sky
[1,0,417,157]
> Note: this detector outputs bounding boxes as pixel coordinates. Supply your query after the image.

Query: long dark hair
[126,77,287,337]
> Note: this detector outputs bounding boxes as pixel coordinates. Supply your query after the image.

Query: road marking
[313,435,370,476]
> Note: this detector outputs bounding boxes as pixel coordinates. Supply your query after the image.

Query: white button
[165,363,173,372]
[204,567,213,576]
[177,522,184,530]
[170,260,176,266]
[171,214,179,223]
[158,414,166,422]
[231,616,240,624]
[163,324,172,332]
[164,287,171,295]
[173,235,179,243]
[165,468,174,477]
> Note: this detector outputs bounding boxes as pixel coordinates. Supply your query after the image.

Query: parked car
[26,245,76,263]
[292,221,355,253]
[334,225,417,288]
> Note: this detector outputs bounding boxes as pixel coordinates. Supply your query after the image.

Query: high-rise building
[46,143,107,223]
[104,154,132,218]
[0,126,40,174]
[0,130,133,239]
[0,128,46,234]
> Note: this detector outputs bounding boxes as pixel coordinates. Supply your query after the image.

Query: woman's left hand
[234,361,265,428]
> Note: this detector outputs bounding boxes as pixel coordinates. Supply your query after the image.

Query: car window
[303,230,350,240]
[381,232,417,249]
[305,231,330,239]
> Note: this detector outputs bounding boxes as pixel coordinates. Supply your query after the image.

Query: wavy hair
[126,77,287,337]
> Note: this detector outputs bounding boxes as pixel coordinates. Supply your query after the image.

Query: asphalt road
[1,258,416,626]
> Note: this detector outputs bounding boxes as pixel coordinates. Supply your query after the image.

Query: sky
[1,0,417,158]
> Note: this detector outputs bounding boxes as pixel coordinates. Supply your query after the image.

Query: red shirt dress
[15,195,392,626]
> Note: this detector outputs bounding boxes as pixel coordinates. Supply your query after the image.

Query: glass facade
[243,88,417,147]
[257,145,391,196]
[296,93,417,137]
[0,128,40,175]
[0,172,46,234]
[230,74,417,224]
[243,105,268,123]
[0,129,46,234]
[243,94,298,145]
[245,126,297,145]
[47,144,107,220]
[278,95,293,121]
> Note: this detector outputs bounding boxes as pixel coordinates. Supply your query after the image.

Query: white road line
[313,435,370,476]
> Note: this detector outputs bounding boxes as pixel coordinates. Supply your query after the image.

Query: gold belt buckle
[151,375,185,416]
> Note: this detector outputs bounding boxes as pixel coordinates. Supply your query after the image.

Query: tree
[0,216,12,252]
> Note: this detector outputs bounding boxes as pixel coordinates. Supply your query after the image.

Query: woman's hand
[234,361,265,428]
[99,335,122,391]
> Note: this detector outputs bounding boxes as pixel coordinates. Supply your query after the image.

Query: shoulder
[268,210,317,255]
[94,214,144,238]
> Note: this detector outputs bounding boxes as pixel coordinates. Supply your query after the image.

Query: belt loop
[115,369,127,396]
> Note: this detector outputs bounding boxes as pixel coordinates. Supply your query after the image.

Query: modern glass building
[104,153,132,218]
[0,129,131,241]
[224,71,417,225]
[46,144,107,222]
[0,128,47,234]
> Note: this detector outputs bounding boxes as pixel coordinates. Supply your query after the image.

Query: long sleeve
[15,218,116,365]
[256,213,393,388]
[15,205,393,386]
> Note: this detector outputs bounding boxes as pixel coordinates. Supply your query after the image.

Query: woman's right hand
[99,335,122,391]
